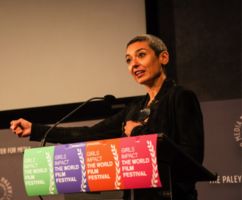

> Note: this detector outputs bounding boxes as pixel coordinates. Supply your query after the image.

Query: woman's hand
[10,118,32,137]
[124,120,143,137]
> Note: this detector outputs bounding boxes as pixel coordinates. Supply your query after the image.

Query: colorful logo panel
[120,134,162,189]
[23,134,161,196]
[23,146,58,196]
[53,142,90,193]
[85,139,124,191]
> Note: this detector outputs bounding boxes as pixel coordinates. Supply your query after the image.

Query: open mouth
[135,70,145,77]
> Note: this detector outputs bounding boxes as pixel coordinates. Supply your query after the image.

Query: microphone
[104,95,116,103]
[40,95,116,147]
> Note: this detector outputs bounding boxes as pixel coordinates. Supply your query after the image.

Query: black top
[30,78,204,164]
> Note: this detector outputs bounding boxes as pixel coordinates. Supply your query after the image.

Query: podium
[23,133,216,200]
[63,133,217,200]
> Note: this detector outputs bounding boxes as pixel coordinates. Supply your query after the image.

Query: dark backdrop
[146,0,241,102]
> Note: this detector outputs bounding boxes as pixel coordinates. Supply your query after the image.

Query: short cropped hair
[127,34,168,58]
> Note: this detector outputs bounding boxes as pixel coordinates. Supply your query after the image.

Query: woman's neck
[146,74,166,103]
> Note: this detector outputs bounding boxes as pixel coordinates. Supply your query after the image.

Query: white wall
[0,0,146,111]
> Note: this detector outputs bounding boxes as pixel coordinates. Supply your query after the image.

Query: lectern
[64,133,217,200]
[23,133,216,200]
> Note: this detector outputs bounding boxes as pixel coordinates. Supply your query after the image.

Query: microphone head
[104,95,116,103]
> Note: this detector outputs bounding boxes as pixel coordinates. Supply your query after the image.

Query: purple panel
[54,142,90,193]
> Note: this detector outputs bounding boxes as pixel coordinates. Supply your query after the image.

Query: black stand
[64,133,217,200]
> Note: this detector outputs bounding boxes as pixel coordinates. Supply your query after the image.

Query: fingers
[10,118,23,130]
[15,127,23,137]
[10,123,22,136]
[124,121,134,137]
[10,118,32,137]
[124,121,143,137]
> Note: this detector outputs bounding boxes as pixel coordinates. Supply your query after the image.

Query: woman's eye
[126,58,131,64]
[139,52,145,58]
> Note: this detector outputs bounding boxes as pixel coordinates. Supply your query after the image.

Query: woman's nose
[130,58,139,68]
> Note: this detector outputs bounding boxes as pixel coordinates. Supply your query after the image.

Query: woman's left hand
[124,121,143,137]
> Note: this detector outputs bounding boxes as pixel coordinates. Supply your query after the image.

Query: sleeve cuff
[130,125,144,136]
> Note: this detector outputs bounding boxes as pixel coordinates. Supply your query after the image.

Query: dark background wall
[145,1,241,199]
[146,0,241,102]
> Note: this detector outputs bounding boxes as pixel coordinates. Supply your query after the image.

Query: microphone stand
[39,97,104,147]
[38,95,115,200]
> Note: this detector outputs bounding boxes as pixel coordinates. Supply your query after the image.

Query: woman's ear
[159,51,169,65]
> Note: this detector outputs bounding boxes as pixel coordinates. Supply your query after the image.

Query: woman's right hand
[10,118,32,137]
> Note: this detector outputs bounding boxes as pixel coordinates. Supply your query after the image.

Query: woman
[11,34,204,200]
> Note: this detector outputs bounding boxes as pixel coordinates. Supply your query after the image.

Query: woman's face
[126,41,168,86]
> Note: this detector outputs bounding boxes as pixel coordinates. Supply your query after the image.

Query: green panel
[23,146,58,196]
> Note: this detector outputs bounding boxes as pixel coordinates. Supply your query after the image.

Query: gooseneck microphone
[40,95,116,147]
